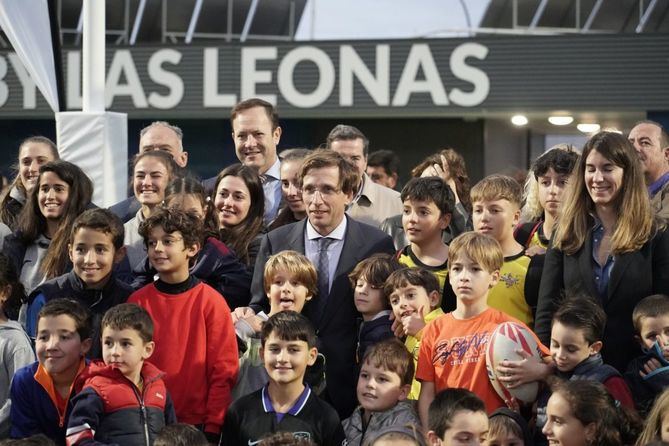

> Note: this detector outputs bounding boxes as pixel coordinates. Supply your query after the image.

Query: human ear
[186,242,201,259]
[427,431,443,446]
[80,338,93,356]
[428,290,441,309]
[589,340,603,355]
[489,270,501,288]
[439,212,452,231]
[113,246,127,264]
[584,422,597,444]
[397,383,411,401]
[143,341,155,360]
[307,347,318,366]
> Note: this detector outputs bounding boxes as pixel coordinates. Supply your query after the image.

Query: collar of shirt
[351,173,367,205]
[261,384,311,420]
[306,215,347,240]
[649,171,669,198]
[264,157,281,181]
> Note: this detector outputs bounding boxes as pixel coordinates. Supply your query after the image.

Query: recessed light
[548,116,574,126]
[577,123,600,133]
[511,115,528,126]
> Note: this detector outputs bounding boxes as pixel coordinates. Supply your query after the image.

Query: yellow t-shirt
[397,246,449,293]
[405,308,445,400]
[487,252,533,326]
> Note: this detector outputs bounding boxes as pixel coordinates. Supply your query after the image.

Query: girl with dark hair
[543,380,640,446]
[213,164,265,270]
[162,177,252,309]
[517,144,579,255]
[536,132,669,372]
[0,137,59,232]
[0,253,34,437]
[3,161,93,296]
[124,151,178,270]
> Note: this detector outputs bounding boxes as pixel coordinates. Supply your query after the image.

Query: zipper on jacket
[132,386,151,446]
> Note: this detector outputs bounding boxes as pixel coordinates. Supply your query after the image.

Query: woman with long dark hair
[212,164,265,271]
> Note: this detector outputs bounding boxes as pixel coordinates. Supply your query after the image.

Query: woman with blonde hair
[535,131,669,372]
[636,388,669,445]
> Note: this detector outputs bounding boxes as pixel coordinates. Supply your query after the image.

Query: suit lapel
[606,252,632,305]
[578,235,600,300]
[289,220,307,253]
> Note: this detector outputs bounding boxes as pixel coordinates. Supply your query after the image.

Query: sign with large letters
[0,35,666,118]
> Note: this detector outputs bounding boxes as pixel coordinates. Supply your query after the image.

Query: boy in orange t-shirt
[416,232,549,425]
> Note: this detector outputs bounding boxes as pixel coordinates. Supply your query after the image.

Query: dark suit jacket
[535,226,669,372]
[249,217,395,417]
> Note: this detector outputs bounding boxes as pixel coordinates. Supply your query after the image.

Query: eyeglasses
[147,237,183,248]
[300,185,342,197]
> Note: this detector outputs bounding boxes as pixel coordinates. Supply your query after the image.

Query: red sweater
[129,281,238,433]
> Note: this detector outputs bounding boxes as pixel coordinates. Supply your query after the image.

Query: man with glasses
[234,149,395,419]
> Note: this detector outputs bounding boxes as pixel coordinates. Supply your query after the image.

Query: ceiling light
[548,116,574,126]
[577,123,600,133]
[511,115,528,126]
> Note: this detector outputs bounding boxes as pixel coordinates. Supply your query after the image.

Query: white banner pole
[82,0,105,112]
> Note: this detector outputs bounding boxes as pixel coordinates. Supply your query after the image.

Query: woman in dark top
[535,131,669,372]
[269,148,310,230]
[212,163,265,271]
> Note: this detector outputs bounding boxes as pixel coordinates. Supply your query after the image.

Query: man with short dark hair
[367,149,400,190]
[230,98,282,225]
[234,150,395,418]
[629,120,669,219]
[326,125,402,228]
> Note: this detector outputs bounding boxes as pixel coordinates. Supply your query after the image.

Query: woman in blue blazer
[535,131,669,372]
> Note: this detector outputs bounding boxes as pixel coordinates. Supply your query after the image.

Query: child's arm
[418,381,436,430]
[65,388,114,446]
[204,300,240,437]
[9,370,40,439]
[496,349,555,387]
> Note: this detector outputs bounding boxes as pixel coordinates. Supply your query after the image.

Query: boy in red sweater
[129,208,238,444]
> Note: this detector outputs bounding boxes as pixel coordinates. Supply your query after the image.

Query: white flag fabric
[0,0,59,111]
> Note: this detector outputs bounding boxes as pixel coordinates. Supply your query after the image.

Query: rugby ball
[486,321,542,404]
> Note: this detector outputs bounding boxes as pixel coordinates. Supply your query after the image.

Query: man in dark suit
[234,149,395,418]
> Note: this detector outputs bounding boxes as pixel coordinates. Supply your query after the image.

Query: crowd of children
[2,121,669,446]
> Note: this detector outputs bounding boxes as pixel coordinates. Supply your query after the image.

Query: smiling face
[550,322,600,373]
[214,175,252,228]
[448,253,499,305]
[232,106,281,174]
[428,410,489,446]
[36,314,90,380]
[584,149,624,208]
[102,326,154,385]
[262,332,317,387]
[280,159,306,217]
[133,157,170,210]
[267,269,312,315]
[402,198,449,244]
[388,284,438,321]
[638,314,669,360]
[542,392,594,446]
[302,166,352,236]
[146,227,199,283]
[354,278,387,318]
[38,171,70,221]
[356,361,409,413]
[19,142,56,194]
[537,168,570,218]
[69,228,122,289]
[472,199,520,244]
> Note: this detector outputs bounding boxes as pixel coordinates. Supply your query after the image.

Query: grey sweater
[342,400,420,446]
[0,320,34,438]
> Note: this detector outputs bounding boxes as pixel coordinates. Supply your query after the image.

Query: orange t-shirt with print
[416,307,548,413]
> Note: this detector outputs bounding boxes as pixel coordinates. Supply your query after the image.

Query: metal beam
[185,0,204,44]
[74,7,84,46]
[637,0,659,32]
[226,0,233,42]
[529,0,549,29]
[240,0,259,42]
[581,0,603,32]
[130,0,147,45]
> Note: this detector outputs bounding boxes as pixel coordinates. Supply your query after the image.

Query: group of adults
[2,95,669,418]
